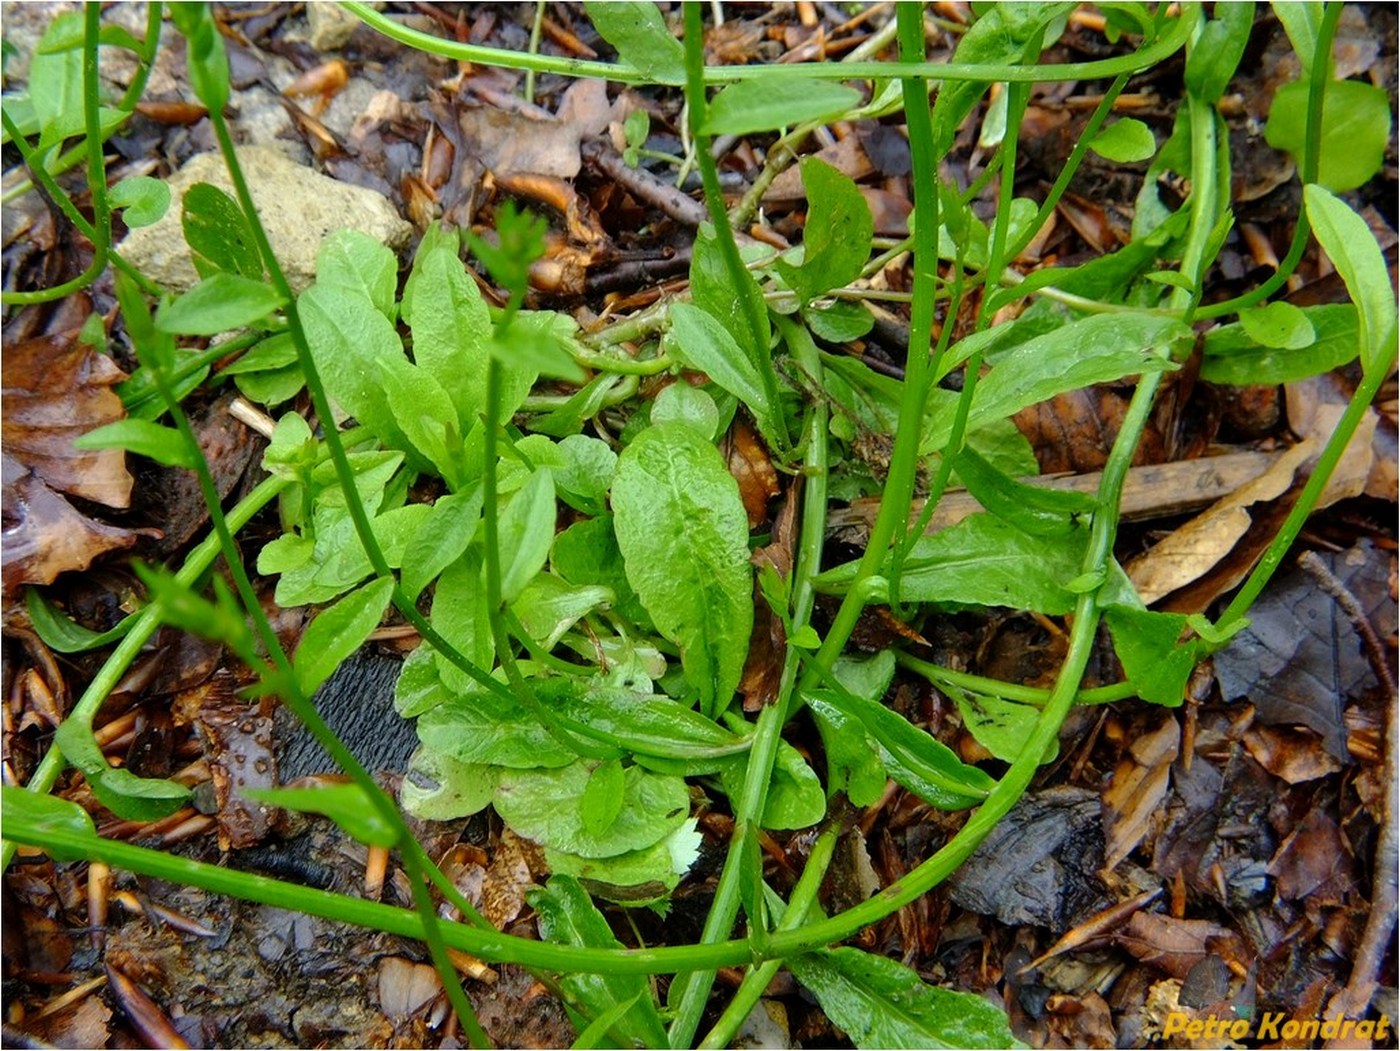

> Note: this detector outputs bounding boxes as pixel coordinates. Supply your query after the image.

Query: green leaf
[581,759,626,838]
[403,224,492,431]
[1201,304,1358,384]
[399,747,499,820]
[803,300,874,342]
[28,13,84,150]
[952,693,1053,765]
[535,679,748,763]
[774,158,875,304]
[400,486,484,602]
[24,589,131,654]
[1304,185,1398,380]
[1088,117,1156,162]
[530,875,669,1046]
[789,947,1024,1050]
[418,692,577,769]
[612,422,753,717]
[651,381,720,440]
[467,201,547,303]
[702,78,862,137]
[72,419,196,469]
[1,786,98,863]
[554,435,618,516]
[219,332,299,376]
[689,224,770,359]
[430,553,495,693]
[552,516,650,630]
[545,820,701,904]
[181,182,262,279]
[817,514,1089,615]
[1184,1,1253,104]
[292,577,395,696]
[807,653,892,807]
[923,312,1186,454]
[172,5,230,113]
[1273,2,1321,71]
[375,356,463,487]
[1267,79,1392,192]
[54,719,190,823]
[495,761,690,858]
[245,783,397,847]
[722,739,825,830]
[299,284,413,456]
[1105,606,1195,707]
[809,675,994,811]
[513,575,613,651]
[316,229,398,321]
[665,303,781,450]
[950,446,1092,537]
[1237,300,1315,350]
[495,468,557,604]
[585,1,685,85]
[110,176,171,228]
[156,273,285,335]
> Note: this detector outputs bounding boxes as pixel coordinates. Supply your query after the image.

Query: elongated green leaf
[1304,185,1398,380]
[951,446,1092,537]
[375,356,463,487]
[789,947,1023,1050]
[817,514,1089,615]
[1184,1,1252,104]
[702,78,861,137]
[245,783,397,847]
[293,577,395,696]
[1202,304,1356,384]
[403,224,492,431]
[585,2,684,85]
[545,820,701,904]
[495,761,689,858]
[181,182,262,279]
[923,312,1187,454]
[529,875,669,1047]
[316,229,398,321]
[25,589,131,654]
[665,303,779,445]
[809,679,994,811]
[495,468,557,604]
[400,486,483,602]
[299,283,410,454]
[28,13,84,149]
[54,719,190,822]
[612,422,753,717]
[534,679,748,762]
[1,785,97,863]
[807,653,893,808]
[775,158,875,304]
[156,273,285,335]
[430,553,495,694]
[72,419,195,469]
[581,759,626,838]
[1237,301,1315,350]
[689,224,770,361]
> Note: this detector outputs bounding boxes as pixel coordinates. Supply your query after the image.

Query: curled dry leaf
[1,329,133,507]
[1,453,146,594]
[1102,717,1180,872]
[377,957,442,1021]
[1117,912,1242,981]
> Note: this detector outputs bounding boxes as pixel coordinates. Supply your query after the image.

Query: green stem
[342,0,1195,87]
[898,654,1136,707]
[681,3,787,453]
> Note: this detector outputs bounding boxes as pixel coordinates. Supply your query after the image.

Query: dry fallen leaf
[1,329,133,508]
[1102,717,1180,871]
[1,453,146,595]
[1117,912,1241,981]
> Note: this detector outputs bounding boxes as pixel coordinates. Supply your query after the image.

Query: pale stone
[118,145,411,293]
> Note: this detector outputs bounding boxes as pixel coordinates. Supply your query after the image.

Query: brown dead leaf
[457,105,581,179]
[482,828,538,929]
[377,957,442,1021]
[196,691,277,850]
[556,77,612,139]
[725,417,780,529]
[1102,717,1180,871]
[1286,371,1382,504]
[1127,441,1314,604]
[1241,724,1342,783]
[105,962,188,1049]
[741,483,798,711]
[765,135,874,205]
[1118,912,1242,981]
[1,453,146,594]
[1267,810,1354,903]
[1,329,133,507]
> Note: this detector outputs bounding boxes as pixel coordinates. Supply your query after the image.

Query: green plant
[3,3,1394,1048]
